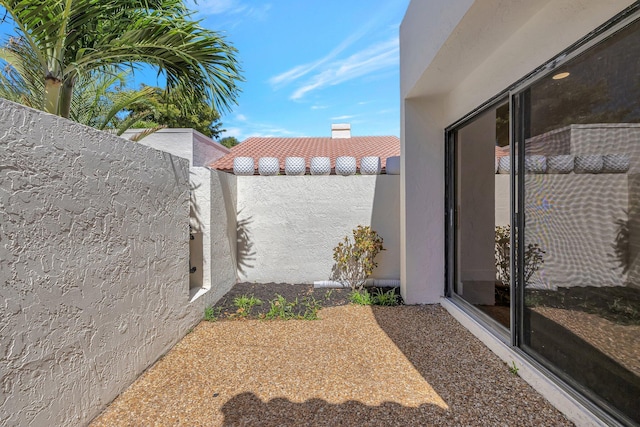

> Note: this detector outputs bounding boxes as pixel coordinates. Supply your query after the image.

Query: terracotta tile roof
[210,136,400,173]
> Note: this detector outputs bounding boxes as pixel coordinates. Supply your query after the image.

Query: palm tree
[0,0,242,118]
[69,69,157,134]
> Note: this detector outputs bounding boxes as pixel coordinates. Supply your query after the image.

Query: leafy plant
[324,289,334,301]
[332,226,385,291]
[495,225,545,286]
[204,306,221,321]
[372,288,400,306]
[508,361,519,376]
[300,297,322,320]
[265,294,296,320]
[350,288,400,306]
[349,289,374,305]
[233,295,262,318]
[608,298,639,321]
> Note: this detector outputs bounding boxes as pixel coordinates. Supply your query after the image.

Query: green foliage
[332,226,385,291]
[495,225,545,286]
[220,136,239,148]
[349,289,374,305]
[233,295,262,318]
[125,85,225,139]
[349,288,400,306]
[372,288,399,306]
[0,0,243,118]
[508,361,519,376]
[265,295,296,320]
[300,297,322,320]
[204,306,221,321]
[608,298,639,321]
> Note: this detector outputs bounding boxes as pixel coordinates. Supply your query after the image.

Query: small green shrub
[233,295,262,317]
[332,225,385,291]
[508,361,519,376]
[266,294,296,320]
[372,288,399,306]
[349,289,374,305]
[301,296,322,320]
[609,298,639,320]
[204,306,221,321]
[324,289,334,301]
[350,288,400,306]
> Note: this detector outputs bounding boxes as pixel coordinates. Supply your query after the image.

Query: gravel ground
[535,306,640,377]
[90,285,572,426]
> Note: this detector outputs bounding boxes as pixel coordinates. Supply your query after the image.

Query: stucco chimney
[331,123,351,139]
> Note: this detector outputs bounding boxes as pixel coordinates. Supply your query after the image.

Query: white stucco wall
[189,168,237,304]
[235,175,400,284]
[399,0,636,303]
[121,128,230,167]
[0,99,203,426]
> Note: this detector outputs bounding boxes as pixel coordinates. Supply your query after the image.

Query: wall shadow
[367,305,570,424]
[370,175,401,280]
[221,392,448,426]
[218,171,240,283]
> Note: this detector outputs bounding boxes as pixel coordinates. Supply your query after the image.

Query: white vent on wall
[331,123,351,139]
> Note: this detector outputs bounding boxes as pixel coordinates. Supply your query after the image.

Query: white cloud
[289,37,399,100]
[187,0,240,14]
[268,7,393,89]
[311,105,328,110]
[331,115,356,121]
[222,127,243,138]
[222,122,297,141]
[189,0,270,20]
[236,114,247,121]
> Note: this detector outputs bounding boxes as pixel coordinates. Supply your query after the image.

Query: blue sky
[184,0,410,140]
[0,0,410,140]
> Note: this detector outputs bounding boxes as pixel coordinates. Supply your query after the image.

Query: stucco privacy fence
[225,156,402,285]
[0,99,237,426]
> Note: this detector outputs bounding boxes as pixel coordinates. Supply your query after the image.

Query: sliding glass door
[447,11,640,425]
[448,99,511,330]
[516,17,640,425]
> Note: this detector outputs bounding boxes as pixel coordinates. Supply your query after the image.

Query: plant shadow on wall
[236,210,256,277]
[189,177,203,277]
[611,210,630,275]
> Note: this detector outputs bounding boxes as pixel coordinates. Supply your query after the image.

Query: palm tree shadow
[236,210,256,277]
[221,392,448,426]
[189,174,203,232]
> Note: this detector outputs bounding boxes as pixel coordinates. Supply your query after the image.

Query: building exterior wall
[189,168,237,304]
[0,100,202,426]
[399,0,636,304]
[121,128,230,167]
[235,175,400,284]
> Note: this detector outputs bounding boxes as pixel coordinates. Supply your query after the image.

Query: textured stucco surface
[121,128,230,167]
[236,175,400,284]
[189,168,237,304]
[0,99,198,426]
